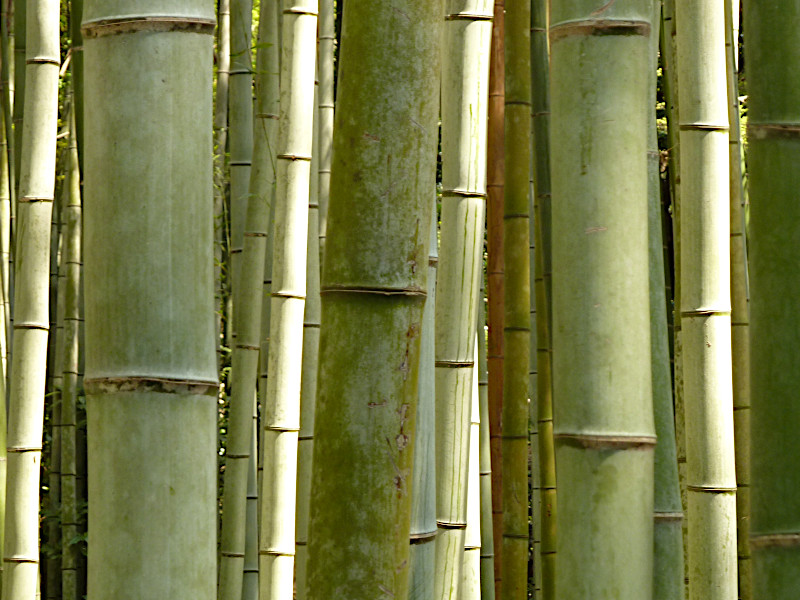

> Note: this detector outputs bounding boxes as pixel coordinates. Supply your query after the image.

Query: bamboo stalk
[676,1,737,598]
[214,0,230,361]
[550,1,655,597]
[306,2,443,595]
[82,1,218,596]
[316,0,333,260]
[462,347,481,600]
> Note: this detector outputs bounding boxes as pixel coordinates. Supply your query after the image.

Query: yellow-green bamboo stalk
[0,0,15,240]
[294,65,320,600]
[744,1,800,596]
[409,194,438,600]
[2,0,59,596]
[478,282,495,600]
[462,350,481,600]
[502,0,530,597]
[240,406,258,600]
[258,1,317,597]
[676,1,737,598]
[82,1,218,596]
[434,2,492,598]
[306,2,443,595]
[725,1,750,598]
[12,0,24,197]
[228,0,254,324]
[649,6,684,600]
[217,0,278,595]
[60,105,81,600]
[530,0,555,596]
[316,0,333,259]
[550,1,655,597]
[0,104,9,387]
[70,0,84,160]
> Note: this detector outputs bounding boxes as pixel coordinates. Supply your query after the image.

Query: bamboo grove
[0,0,798,598]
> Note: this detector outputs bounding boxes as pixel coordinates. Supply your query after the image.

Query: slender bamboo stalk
[530,0,555,596]
[258,1,317,597]
[462,348,481,600]
[676,1,737,598]
[408,194,438,600]
[744,1,800,596]
[485,5,505,593]
[2,0,58,596]
[70,0,83,161]
[725,1,750,597]
[60,105,81,600]
[240,405,258,600]
[649,5,684,600]
[316,0,333,259]
[294,65,321,600]
[550,1,655,597]
[11,0,24,198]
[217,0,278,595]
[501,0,531,597]
[435,2,492,598]
[306,2,443,595]
[0,104,6,595]
[82,1,218,596]
[478,280,496,600]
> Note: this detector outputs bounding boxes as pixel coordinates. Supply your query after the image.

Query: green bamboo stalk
[228,0,254,328]
[501,0,530,597]
[70,0,83,162]
[0,97,7,595]
[217,0,278,595]
[649,5,684,600]
[408,193,438,600]
[306,2,443,595]
[725,1,750,598]
[744,1,800,596]
[676,1,737,598]
[530,0,555,596]
[12,0,24,198]
[1,0,14,227]
[294,64,321,600]
[462,351,481,600]
[240,405,258,600]
[435,3,492,598]
[82,1,218,596]
[316,0,333,259]
[478,298,496,600]
[550,1,655,598]
[258,1,317,597]
[2,0,58,596]
[485,3,505,595]
[60,105,81,600]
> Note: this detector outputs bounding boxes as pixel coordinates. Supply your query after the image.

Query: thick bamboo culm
[550,0,655,598]
[676,1,737,599]
[2,0,59,597]
[501,0,531,597]
[530,0,555,596]
[82,1,218,596]
[724,0,750,597]
[316,0,334,258]
[217,0,279,596]
[258,1,317,597]
[744,1,800,596]
[434,1,492,598]
[462,345,482,600]
[306,2,443,596]
[408,195,438,600]
[648,6,684,600]
[485,2,504,595]
[60,105,82,600]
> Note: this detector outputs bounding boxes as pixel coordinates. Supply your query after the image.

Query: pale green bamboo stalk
[649,6,684,600]
[0,99,6,595]
[2,0,58,596]
[214,0,230,359]
[550,1,655,598]
[258,1,317,597]
[217,0,278,595]
[435,3,492,597]
[11,0,24,198]
[240,407,258,600]
[462,350,481,600]
[744,1,800,596]
[530,0,555,596]
[724,2,750,598]
[82,1,218,596]
[408,193,438,600]
[294,65,320,600]
[676,1,737,598]
[477,281,495,600]
[60,105,81,600]
[1,0,15,238]
[316,0,333,259]
[306,2,443,595]
[70,0,83,161]
[228,0,254,328]
[501,1,530,597]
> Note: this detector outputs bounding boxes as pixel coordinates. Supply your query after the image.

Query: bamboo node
[81,17,216,38]
[445,11,493,21]
[18,196,54,203]
[320,285,426,297]
[409,530,437,544]
[679,123,730,132]
[282,8,318,16]
[3,556,38,564]
[277,153,312,161]
[750,533,800,549]
[220,551,245,558]
[26,57,60,66]
[84,376,218,396]
[549,19,651,43]
[441,189,488,199]
[653,511,684,521]
[554,433,657,449]
[686,485,737,493]
[437,521,467,530]
[748,123,800,139]
[434,360,474,368]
